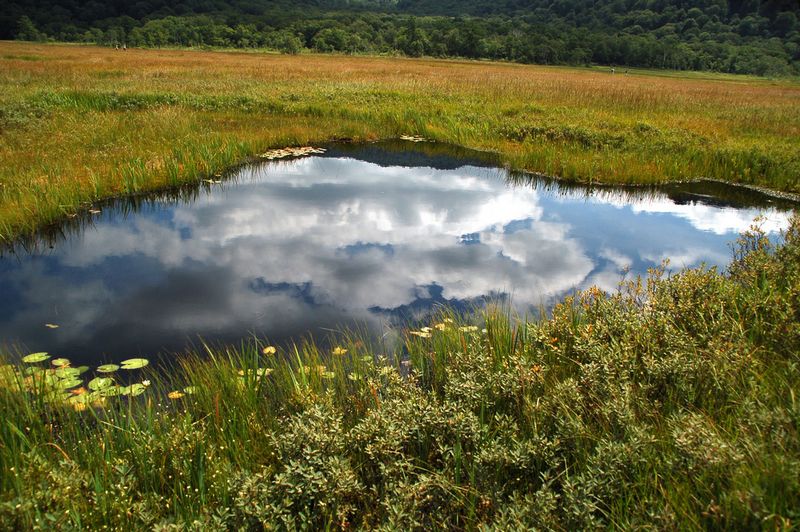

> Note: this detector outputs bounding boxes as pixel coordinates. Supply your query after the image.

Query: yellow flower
[420,327,432,333]
[434,323,447,331]
[262,346,277,355]
[168,391,185,400]
[332,346,348,356]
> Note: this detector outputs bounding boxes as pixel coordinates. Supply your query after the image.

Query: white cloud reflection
[0,155,791,360]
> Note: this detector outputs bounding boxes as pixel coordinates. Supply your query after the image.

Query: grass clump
[1,42,800,241]
[1,218,799,528]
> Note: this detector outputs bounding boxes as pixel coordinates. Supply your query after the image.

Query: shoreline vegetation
[1,39,799,529]
[1,41,800,241]
[1,218,799,528]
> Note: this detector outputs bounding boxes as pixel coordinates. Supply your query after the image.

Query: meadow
[1,41,800,528]
[1,219,799,529]
[1,41,799,240]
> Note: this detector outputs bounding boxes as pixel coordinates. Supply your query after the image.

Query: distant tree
[774,12,798,37]
[312,27,349,52]
[16,16,45,41]
[272,31,304,54]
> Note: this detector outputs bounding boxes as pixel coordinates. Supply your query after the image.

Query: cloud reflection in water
[0,148,791,362]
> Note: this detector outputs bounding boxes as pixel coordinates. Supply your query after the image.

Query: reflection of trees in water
[5,140,795,256]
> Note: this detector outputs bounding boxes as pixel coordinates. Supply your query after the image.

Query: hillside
[4,0,800,76]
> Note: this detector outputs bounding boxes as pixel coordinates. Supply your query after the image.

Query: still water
[0,142,793,363]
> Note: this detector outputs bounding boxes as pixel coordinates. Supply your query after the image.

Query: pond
[0,141,794,364]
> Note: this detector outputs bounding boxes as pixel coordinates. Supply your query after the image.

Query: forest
[4,0,800,76]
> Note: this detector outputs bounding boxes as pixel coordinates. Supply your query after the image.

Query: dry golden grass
[1,41,799,239]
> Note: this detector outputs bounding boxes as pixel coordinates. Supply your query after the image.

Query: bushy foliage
[1,217,799,528]
[5,0,800,75]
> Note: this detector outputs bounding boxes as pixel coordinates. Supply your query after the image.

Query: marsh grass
[1,42,800,241]
[1,218,799,529]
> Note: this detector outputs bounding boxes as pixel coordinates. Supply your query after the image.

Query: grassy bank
[1,41,800,241]
[1,218,799,529]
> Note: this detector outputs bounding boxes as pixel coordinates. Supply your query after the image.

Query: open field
[2,41,800,529]
[1,41,799,240]
[1,220,799,528]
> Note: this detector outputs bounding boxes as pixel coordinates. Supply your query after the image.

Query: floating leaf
[45,323,59,329]
[96,364,119,373]
[100,386,123,397]
[332,346,348,356]
[183,386,198,395]
[22,353,50,364]
[44,390,71,403]
[88,377,114,391]
[68,391,100,404]
[55,367,80,378]
[262,346,277,355]
[58,378,82,390]
[51,358,71,367]
[167,391,185,400]
[120,358,149,370]
[124,383,146,397]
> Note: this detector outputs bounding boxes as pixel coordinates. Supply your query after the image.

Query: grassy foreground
[1,219,799,529]
[1,42,800,240]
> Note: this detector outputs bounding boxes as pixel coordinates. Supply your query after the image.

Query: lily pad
[44,390,72,403]
[56,366,90,378]
[121,383,146,397]
[183,386,198,395]
[51,358,71,367]
[22,352,50,364]
[68,391,101,405]
[96,364,120,373]
[100,386,123,397]
[88,377,114,391]
[120,358,149,370]
[58,378,83,390]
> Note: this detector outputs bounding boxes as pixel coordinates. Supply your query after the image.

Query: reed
[1,218,798,528]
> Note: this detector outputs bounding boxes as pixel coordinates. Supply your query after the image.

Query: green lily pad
[100,386,123,397]
[22,352,50,364]
[120,358,149,370]
[96,364,119,373]
[55,367,80,378]
[121,383,147,397]
[58,378,83,390]
[44,390,72,403]
[51,358,71,367]
[88,377,114,391]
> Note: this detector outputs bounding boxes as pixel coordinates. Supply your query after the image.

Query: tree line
[7,0,800,76]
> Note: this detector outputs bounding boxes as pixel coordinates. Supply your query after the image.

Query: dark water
[0,142,794,363]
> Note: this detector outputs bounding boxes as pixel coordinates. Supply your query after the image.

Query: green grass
[1,42,800,241]
[1,218,798,529]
